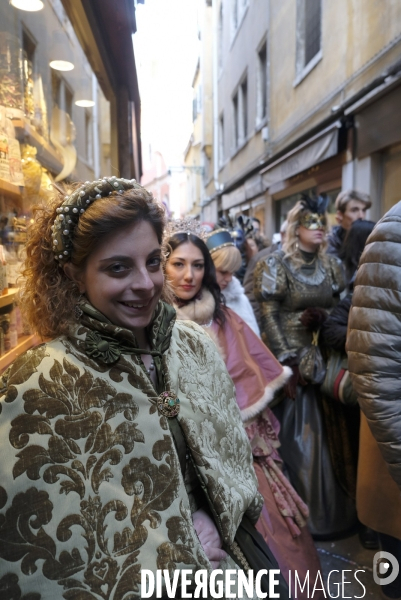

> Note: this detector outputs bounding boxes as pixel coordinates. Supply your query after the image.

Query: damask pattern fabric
[0,303,262,599]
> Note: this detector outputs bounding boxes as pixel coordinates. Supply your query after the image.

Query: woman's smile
[119,298,154,309]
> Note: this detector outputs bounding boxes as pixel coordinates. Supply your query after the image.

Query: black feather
[300,193,329,215]
[217,214,254,236]
[236,215,254,237]
[217,215,235,230]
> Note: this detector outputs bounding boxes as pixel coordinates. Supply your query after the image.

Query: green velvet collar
[76,299,176,367]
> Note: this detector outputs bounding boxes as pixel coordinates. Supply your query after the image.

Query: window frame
[294,0,322,87]
[256,36,268,127]
[231,0,249,43]
[219,112,225,167]
[232,90,239,150]
[218,3,223,75]
[85,109,93,166]
[232,71,248,154]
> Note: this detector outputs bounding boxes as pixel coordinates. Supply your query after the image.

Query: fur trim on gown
[174,288,291,419]
[222,276,260,337]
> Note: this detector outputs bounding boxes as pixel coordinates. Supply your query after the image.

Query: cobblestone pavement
[315,534,381,599]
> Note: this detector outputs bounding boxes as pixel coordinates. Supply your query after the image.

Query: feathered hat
[299,193,329,215]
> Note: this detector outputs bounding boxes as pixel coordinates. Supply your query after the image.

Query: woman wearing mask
[254,195,356,538]
[165,222,323,594]
[0,178,268,599]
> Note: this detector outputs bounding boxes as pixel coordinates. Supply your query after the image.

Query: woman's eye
[148,257,161,268]
[172,261,183,267]
[109,264,128,274]
[194,264,204,269]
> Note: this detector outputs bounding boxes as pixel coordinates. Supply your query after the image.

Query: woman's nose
[184,266,193,281]
[132,268,154,291]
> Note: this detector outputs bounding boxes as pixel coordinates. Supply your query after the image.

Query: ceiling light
[10,0,44,11]
[74,76,95,107]
[49,60,74,72]
[75,99,95,108]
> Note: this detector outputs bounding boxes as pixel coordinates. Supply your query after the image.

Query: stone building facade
[186,0,401,236]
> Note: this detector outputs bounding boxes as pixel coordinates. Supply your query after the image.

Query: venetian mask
[299,212,327,230]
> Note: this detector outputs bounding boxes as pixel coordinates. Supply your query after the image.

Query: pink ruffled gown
[175,290,324,597]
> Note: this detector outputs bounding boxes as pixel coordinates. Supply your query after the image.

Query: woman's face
[69,220,163,337]
[165,241,205,300]
[297,224,325,251]
[216,269,232,291]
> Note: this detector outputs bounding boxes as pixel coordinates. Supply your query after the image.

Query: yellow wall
[270,0,401,150]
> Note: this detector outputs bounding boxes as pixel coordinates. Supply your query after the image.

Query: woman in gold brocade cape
[0,178,270,599]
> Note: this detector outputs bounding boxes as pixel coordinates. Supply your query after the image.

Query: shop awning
[221,122,341,210]
[61,0,139,104]
[61,0,142,178]
[222,173,263,210]
[353,83,401,158]
[260,121,341,189]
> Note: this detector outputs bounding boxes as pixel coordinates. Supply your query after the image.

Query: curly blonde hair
[19,183,167,339]
[282,201,328,269]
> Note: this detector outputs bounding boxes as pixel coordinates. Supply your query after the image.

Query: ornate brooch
[157,391,180,418]
[84,331,121,364]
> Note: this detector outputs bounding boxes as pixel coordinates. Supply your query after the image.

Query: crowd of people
[0,178,399,599]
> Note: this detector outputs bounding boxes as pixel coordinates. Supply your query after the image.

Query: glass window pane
[304,0,321,65]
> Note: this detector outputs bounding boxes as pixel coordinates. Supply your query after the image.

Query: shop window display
[0,0,111,371]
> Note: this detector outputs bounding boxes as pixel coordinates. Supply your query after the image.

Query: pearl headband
[51,176,144,263]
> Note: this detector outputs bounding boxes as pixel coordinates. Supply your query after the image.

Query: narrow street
[0,1,400,598]
[316,535,381,598]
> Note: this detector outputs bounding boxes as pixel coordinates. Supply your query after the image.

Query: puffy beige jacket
[347,200,401,490]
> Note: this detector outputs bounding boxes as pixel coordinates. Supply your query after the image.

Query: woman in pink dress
[165,223,324,594]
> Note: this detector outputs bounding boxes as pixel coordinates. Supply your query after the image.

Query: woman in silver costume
[254,195,356,538]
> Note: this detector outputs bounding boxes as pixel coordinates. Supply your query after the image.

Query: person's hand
[192,508,227,568]
[281,358,306,400]
[299,307,328,331]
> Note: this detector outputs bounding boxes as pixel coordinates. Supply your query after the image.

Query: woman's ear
[63,263,85,294]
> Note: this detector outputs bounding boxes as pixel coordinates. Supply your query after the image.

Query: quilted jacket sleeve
[347,200,401,490]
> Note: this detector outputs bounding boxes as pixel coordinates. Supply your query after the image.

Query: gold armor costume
[254,250,357,537]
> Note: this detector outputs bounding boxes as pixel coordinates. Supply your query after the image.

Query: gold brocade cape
[0,301,262,599]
